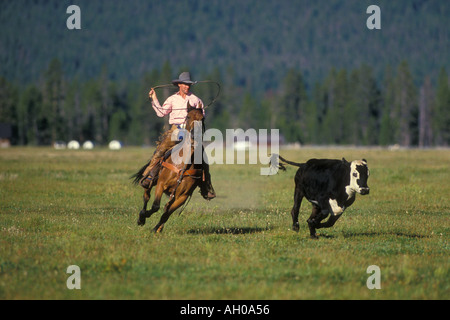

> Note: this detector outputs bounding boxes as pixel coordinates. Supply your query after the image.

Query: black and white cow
[276,155,370,238]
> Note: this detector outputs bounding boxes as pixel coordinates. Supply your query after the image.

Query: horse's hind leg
[153,194,189,233]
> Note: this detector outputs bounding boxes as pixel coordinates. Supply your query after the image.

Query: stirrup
[140,175,153,188]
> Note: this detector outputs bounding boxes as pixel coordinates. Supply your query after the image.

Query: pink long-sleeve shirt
[151,92,205,125]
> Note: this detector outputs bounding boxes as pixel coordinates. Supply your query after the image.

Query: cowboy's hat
[172,72,197,86]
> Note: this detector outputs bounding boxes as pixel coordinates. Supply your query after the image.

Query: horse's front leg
[137,184,162,226]
[153,194,189,233]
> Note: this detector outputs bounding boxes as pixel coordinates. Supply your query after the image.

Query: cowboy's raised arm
[149,88,172,117]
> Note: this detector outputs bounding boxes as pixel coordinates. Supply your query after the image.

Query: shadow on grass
[187,226,270,235]
[315,233,336,239]
[342,231,430,239]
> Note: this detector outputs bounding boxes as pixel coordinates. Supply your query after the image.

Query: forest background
[0,0,449,147]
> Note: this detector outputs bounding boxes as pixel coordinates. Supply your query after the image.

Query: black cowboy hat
[172,72,197,86]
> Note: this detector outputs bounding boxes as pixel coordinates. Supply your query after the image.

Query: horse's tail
[130,160,150,185]
[271,154,303,171]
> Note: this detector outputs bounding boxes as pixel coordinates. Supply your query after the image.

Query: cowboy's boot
[139,159,161,188]
[202,180,216,200]
[200,163,216,200]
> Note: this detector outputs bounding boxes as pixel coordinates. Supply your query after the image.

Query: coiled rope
[149,80,221,110]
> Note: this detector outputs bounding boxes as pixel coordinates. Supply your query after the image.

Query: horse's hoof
[137,212,146,226]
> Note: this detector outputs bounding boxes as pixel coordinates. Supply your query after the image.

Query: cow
[275,155,370,239]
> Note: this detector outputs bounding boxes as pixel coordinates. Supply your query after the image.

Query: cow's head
[348,159,370,195]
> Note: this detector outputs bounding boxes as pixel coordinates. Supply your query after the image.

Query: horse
[131,104,205,232]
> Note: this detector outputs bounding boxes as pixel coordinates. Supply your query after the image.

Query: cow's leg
[307,203,330,239]
[291,186,303,232]
[317,214,342,230]
[153,194,189,233]
[307,205,321,238]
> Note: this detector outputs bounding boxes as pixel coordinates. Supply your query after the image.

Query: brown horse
[132,105,205,232]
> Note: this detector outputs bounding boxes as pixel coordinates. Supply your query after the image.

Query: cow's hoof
[310,234,319,240]
[292,223,300,232]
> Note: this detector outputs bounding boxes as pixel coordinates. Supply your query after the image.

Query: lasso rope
[149,80,221,110]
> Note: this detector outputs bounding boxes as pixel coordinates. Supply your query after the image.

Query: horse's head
[185,102,204,132]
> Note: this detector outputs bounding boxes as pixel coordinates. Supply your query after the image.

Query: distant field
[0,146,448,299]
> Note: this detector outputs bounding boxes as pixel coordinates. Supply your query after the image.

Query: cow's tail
[271,154,303,171]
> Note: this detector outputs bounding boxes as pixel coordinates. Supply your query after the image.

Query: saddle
[140,145,215,201]
[144,146,204,187]
[160,146,204,179]
[161,161,204,181]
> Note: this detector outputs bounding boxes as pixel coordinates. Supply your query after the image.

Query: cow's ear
[342,158,348,163]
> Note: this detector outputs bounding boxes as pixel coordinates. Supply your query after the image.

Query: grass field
[0,146,448,300]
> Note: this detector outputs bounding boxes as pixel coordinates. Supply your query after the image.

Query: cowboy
[141,72,216,200]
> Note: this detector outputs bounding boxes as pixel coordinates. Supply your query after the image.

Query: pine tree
[433,67,450,146]
[127,78,146,145]
[348,65,381,145]
[238,92,257,129]
[278,69,308,143]
[0,77,18,144]
[64,78,82,142]
[379,65,396,146]
[305,83,322,145]
[43,58,65,144]
[18,85,42,145]
[418,76,434,147]
[332,69,349,144]
[393,61,417,146]
[99,66,112,144]
[320,68,340,144]
[80,79,100,143]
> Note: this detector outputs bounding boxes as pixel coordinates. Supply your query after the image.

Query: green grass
[0,146,449,299]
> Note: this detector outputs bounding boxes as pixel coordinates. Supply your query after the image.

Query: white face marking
[345,185,355,199]
[348,160,368,196]
[329,199,344,216]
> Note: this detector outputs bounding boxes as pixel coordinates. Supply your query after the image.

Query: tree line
[0,59,449,147]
